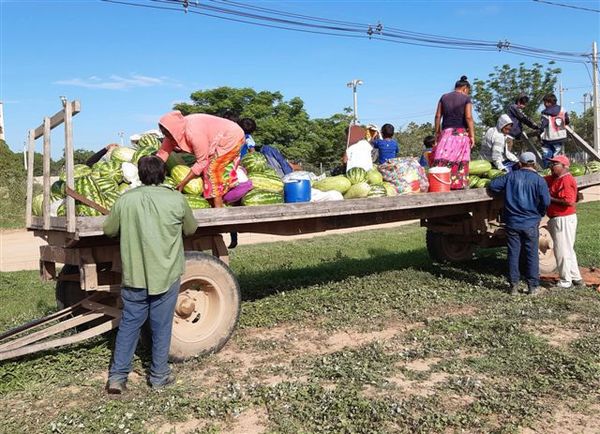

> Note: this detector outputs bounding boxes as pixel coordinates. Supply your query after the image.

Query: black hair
[138,155,166,186]
[381,123,395,138]
[238,118,257,134]
[543,93,558,105]
[515,94,530,105]
[423,135,436,148]
[454,75,470,89]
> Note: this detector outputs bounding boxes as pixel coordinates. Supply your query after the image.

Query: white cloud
[54,74,180,90]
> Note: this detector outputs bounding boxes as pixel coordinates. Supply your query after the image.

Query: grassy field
[0,202,599,433]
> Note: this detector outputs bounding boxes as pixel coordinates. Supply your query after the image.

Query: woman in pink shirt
[156,111,245,207]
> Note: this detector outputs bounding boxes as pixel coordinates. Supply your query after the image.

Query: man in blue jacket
[489,152,551,295]
[506,94,539,141]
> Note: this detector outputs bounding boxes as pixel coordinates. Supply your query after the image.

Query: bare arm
[465,103,475,147]
[434,101,442,141]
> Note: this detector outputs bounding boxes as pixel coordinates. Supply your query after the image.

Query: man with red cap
[544,155,584,288]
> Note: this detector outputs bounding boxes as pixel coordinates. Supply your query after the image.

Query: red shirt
[545,173,577,217]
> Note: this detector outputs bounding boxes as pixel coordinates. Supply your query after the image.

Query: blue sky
[1,0,598,159]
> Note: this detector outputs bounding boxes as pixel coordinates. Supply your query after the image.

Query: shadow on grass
[237,246,509,301]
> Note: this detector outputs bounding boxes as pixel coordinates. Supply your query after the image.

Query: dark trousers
[506,226,539,289]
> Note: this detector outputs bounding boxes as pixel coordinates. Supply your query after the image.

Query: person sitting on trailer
[419,135,436,169]
[103,155,198,394]
[238,117,257,158]
[506,94,540,142]
[156,111,245,207]
[371,123,399,165]
[488,152,551,296]
[480,114,519,172]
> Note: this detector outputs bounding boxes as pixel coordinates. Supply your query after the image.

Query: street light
[346,79,363,124]
[59,96,67,108]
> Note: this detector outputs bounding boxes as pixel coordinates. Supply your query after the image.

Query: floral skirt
[203,139,243,199]
[432,128,471,190]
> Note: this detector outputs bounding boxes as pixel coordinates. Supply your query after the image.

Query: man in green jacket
[104,155,198,394]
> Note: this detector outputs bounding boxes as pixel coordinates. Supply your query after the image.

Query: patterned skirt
[432,128,471,190]
[202,139,243,199]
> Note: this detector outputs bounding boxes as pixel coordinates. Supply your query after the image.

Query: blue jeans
[541,142,563,168]
[506,226,539,289]
[109,279,180,386]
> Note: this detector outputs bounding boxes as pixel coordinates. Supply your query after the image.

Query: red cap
[549,155,570,167]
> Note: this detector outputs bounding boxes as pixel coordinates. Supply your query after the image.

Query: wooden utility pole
[592,41,600,153]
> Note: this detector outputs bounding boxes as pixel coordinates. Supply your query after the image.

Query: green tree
[0,140,27,228]
[472,62,561,128]
[396,122,434,158]
[568,108,593,146]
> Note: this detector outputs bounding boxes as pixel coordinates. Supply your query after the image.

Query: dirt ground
[1,185,598,273]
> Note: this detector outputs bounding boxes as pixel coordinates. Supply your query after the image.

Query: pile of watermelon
[466,160,505,189]
[313,167,397,199]
[238,152,284,206]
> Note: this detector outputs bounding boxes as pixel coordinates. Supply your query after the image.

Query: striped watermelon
[241,189,284,206]
[367,185,387,198]
[110,146,135,164]
[346,167,368,185]
[132,146,155,164]
[241,152,268,173]
[183,178,203,195]
[163,176,177,188]
[95,176,119,193]
[74,175,106,216]
[382,182,397,197]
[103,190,121,209]
[170,165,191,184]
[118,183,130,193]
[184,194,211,209]
[51,180,66,198]
[248,174,284,192]
[137,134,161,150]
[59,164,92,181]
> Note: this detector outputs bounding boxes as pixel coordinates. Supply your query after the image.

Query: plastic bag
[122,162,140,184]
[282,171,323,183]
[378,157,429,194]
[310,188,344,202]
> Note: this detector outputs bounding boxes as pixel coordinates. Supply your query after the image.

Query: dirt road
[2,185,598,272]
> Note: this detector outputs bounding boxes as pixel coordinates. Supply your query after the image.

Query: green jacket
[103,185,198,295]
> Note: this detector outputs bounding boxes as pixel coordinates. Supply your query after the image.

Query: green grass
[0,201,599,433]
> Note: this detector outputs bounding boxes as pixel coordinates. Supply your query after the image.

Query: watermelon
[110,146,135,164]
[51,180,66,198]
[262,167,281,179]
[241,189,284,206]
[59,164,92,181]
[118,182,130,193]
[137,134,161,150]
[366,168,383,185]
[95,177,119,193]
[103,190,120,209]
[170,165,191,184]
[382,182,397,197]
[469,160,493,176]
[476,178,491,188]
[57,203,65,217]
[346,167,368,184]
[344,182,371,199]
[248,174,284,192]
[468,175,480,189]
[132,146,155,164]
[569,164,585,177]
[586,161,600,173]
[183,177,204,195]
[241,152,268,173]
[367,185,387,198]
[313,176,352,194]
[184,194,211,209]
[163,176,177,188]
[486,169,504,179]
[32,193,44,216]
[73,175,106,216]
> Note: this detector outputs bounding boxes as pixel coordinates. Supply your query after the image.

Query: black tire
[169,252,241,362]
[426,230,475,263]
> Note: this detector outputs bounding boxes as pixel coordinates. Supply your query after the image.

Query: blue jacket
[506,103,538,139]
[489,168,550,230]
[259,145,293,177]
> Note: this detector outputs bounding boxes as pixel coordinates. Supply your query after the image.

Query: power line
[532,0,600,13]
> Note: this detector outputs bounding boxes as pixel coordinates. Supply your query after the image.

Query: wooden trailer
[1,101,599,362]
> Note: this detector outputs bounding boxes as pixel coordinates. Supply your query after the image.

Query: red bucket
[428,167,451,192]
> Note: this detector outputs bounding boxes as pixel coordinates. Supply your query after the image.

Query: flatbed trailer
[1,101,599,362]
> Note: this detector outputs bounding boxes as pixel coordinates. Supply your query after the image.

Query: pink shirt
[157,112,244,175]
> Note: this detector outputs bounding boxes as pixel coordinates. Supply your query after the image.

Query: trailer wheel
[169,252,241,362]
[538,225,557,274]
[56,265,87,310]
[426,230,475,263]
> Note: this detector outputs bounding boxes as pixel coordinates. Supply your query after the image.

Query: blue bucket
[283,179,311,203]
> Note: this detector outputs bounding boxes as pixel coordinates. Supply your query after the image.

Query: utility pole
[592,41,600,153]
[0,101,5,141]
[559,80,564,107]
[346,79,363,124]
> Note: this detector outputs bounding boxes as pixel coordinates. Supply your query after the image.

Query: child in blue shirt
[419,135,436,168]
[371,123,399,164]
[238,118,256,158]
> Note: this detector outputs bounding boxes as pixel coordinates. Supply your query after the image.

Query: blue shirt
[489,168,550,230]
[240,134,256,158]
[372,139,399,164]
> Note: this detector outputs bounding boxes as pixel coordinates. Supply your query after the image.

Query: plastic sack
[310,188,344,202]
[282,171,323,183]
[223,180,253,204]
[50,198,64,217]
[378,157,429,194]
[236,167,249,184]
[122,162,140,184]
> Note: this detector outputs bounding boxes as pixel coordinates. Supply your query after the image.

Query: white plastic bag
[122,162,140,184]
[283,171,323,183]
[310,188,344,202]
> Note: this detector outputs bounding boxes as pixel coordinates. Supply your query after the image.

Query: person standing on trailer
[433,75,476,189]
[104,156,198,394]
[488,152,551,296]
[506,94,540,142]
[544,155,584,289]
[156,111,245,208]
[538,93,569,168]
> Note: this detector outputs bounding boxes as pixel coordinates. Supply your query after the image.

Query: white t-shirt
[346,139,374,172]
